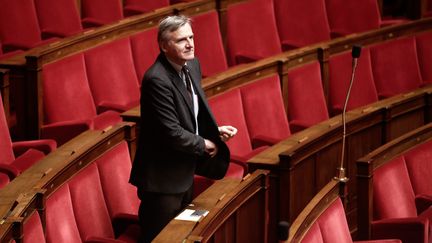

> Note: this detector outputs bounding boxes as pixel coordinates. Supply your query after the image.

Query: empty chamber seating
[273,0,331,50]
[287,61,329,133]
[225,0,282,65]
[328,47,378,115]
[85,38,140,113]
[81,0,124,28]
[370,36,423,98]
[41,53,122,145]
[34,0,83,38]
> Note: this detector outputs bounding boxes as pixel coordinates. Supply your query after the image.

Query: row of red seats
[0,0,174,56]
[203,32,431,179]
[12,140,141,242]
[0,0,414,63]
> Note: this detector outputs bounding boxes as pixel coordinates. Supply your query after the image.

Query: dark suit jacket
[129,53,230,194]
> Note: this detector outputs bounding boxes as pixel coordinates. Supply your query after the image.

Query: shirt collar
[166,57,185,75]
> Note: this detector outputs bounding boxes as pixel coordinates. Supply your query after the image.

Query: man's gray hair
[158,15,192,44]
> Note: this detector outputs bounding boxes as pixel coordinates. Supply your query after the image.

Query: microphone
[277,221,289,242]
[335,45,362,182]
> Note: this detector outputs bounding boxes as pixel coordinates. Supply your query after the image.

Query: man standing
[129,15,237,242]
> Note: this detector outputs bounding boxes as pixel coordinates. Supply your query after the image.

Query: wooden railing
[154,170,269,242]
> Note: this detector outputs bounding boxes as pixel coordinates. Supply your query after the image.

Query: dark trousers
[137,185,193,243]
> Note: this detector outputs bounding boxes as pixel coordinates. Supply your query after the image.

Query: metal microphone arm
[335,45,361,182]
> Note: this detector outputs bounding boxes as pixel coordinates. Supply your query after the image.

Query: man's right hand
[204,139,218,158]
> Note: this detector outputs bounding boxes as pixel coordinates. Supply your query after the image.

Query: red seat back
[370,37,422,98]
[96,141,140,219]
[45,184,82,243]
[225,0,281,66]
[42,53,97,124]
[328,48,378,115]
[192,10,228,77]
[325,0,381,35]
[81,0,123,25]
[85,38,140,112]
[416,32,432,83]
[34,0,83,38]
[240,75,290,143]
[123,0,169,16]
[274,0,331,50]
[287,61,329,132]
[23,211,46,243]
[208,89,253,158]
[404,141,432,195]
[69,164,115,240]
[0,0,42,51]
[130,28,159,83]
[316,198,352,243]
[373,156,417,220]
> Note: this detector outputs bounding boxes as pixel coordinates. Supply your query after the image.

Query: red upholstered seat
[85,38,140,113]
[34,0,83,38]
[209,88,268,170]
[328,48,378,115]
[45,184,82,243]
[41,53,121,145]
[370,37,423,98]
[192,10,228,77]
[0,0,57,52]
[0,92,55,181]
[123,0,169,17]
[130,27,159,84]
[69,164,117,241]
[23,211,46,243]
[225,0,281,66]
[325,0,406,37]
[287,61,329,133]
[240,75,291,147]
[274,0,331,51]
[371,156,430,243]
[81,0,124,28]
[416,31,432,84]
[95,142,140,236]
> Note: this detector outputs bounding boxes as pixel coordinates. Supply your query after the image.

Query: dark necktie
[182,66,194,105]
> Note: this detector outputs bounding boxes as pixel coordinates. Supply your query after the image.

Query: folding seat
[287,61,329,133]
[328,48,378,115]
[81,0,124,28]
[240,74,291,147]
[95,141,141,237]
[0,0,57,52]
[123,0,169,17]
[325,0,406,37]
[0,92,56,182]
[290,179,401,243]
[225,0,282,66]
[130,28,159,83]
[209,88,268,171]
[84,38,140,113]
[34,0,83,38]
[41,53,122,145]
[23,211,46,243]
[403,141,432,213]
[370,37,423,98]
[416,31,432,84]
[69,163,137,242]
[370,156,431,243]
[273,0,331,51]
[192,10,228,77]
[45,184,82,243]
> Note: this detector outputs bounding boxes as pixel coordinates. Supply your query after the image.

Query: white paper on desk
[175,209,209,222]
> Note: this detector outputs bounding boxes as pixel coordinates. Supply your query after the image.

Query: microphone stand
[335,45,361,183]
